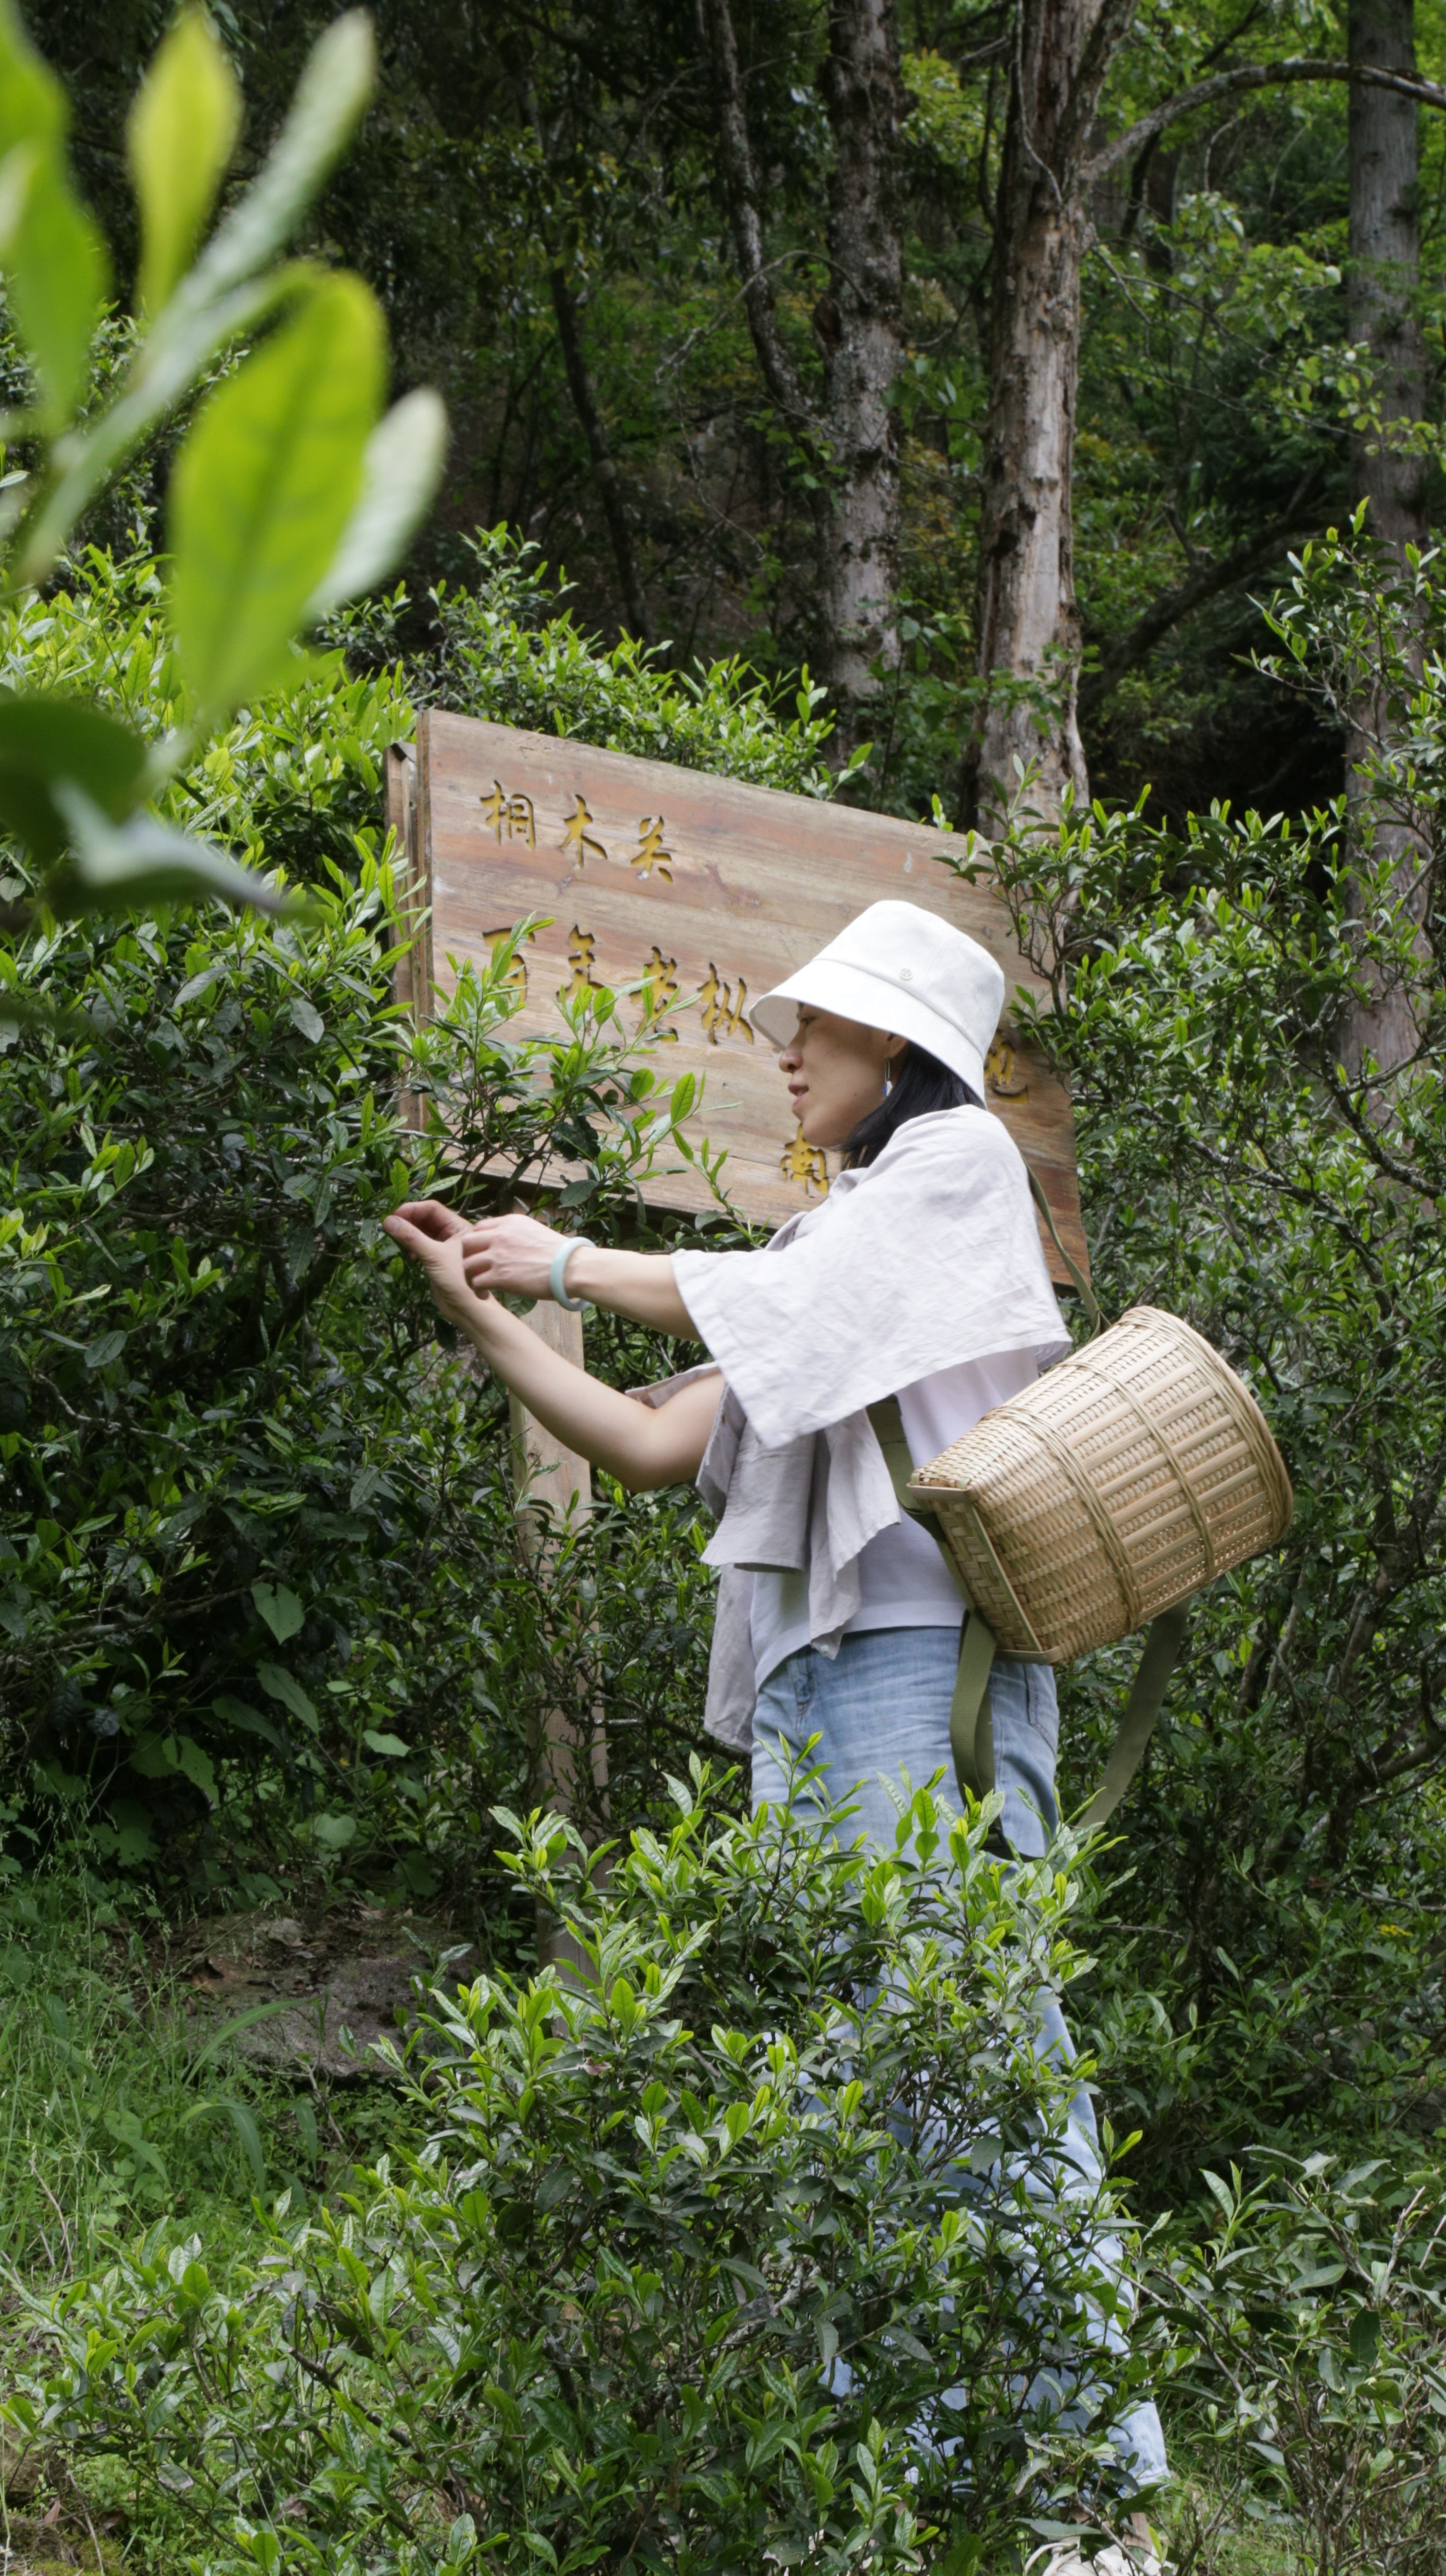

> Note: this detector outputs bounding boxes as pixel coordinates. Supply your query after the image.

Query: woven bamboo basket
[908,1306,1293,1662]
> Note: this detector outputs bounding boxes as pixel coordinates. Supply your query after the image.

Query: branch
[1086,57,1446,185]
[692,0,819,448]
[1058,0,1145,177]
[547,262,653,644]
[1078,467,1324,715]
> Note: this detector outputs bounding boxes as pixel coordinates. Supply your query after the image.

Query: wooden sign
[387,713,1087,1280]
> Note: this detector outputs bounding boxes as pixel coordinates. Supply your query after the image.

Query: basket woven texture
[909,1305,1293,1662]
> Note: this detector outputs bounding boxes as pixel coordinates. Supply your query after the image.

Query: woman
[385,898,1167,2555]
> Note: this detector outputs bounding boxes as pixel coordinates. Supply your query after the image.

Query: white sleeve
[671,1111,1068,1450]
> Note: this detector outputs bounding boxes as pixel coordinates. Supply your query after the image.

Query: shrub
[1159,2153,1446,2575]
[962,526,1446,2200]
[3,1774,1160,2576]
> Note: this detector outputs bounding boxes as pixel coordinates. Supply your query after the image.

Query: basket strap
[868,1398,997,1809]
[868,1400,1189,1837]
[1027,1165,1101,1338]
[1076,1602,1191,1830]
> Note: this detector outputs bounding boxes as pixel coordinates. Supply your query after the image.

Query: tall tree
[816,0,905,739]
[695,0,904,756]
[958,0,1137,832]
[1348,0,1428,555]
[1342,0,1430,1080]
[965,9,1446,835]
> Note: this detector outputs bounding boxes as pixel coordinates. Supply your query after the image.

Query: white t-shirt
[748,1344,1037,1686]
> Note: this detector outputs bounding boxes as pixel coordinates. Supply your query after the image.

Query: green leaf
[312,1811,356,1849]
[0,694,147,864]
[181,2095,266,2188]
[251,1580,304,1644]
[0,2,105,425]
[129,1733,180,1779]
[128,8,241,318]
[305,386,448,615]
[175,1734,218,1802]
[362,1730,409,1760]
[184,10,374,307]
[212,1694,282,1750]
[169,270,385,722]
[0,2,64,163]
[257,1660,318,1732]
[49,787,294,920]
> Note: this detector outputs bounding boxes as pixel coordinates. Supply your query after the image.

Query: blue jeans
[751,1626,1168,2493]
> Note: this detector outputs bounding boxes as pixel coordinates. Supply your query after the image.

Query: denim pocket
[1022,1661,1060,1748]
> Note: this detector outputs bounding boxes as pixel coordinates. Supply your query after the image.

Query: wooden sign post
[386,717,1088,1820]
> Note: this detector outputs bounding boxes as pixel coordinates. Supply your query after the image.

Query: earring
[882,1060,895,1100]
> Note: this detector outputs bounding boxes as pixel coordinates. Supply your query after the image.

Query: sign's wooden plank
[411,710,1087,1280]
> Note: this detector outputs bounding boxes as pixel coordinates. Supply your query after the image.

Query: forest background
[3,1,1446,2572]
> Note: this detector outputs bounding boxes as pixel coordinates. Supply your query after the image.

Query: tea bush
[0,530,855,1905]
[968,526,1446,2207]
[4,1772,1163,2576]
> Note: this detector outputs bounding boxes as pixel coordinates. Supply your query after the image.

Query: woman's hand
[386,1200,694,1337]
[460,1211,573,1303]
[384,1200,497,1334]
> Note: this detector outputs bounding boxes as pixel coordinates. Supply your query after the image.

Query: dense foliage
[0,534,856,1914]
[978,524,1446,2215]
[5,8,1446,2569]
[5,1782,1162,2576]
[35,0,1446,823]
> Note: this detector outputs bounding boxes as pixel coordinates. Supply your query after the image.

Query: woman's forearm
[459,1293,717,1490]
[563,1244,694,1335]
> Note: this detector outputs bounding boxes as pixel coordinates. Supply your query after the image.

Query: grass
[0,1874,278,2279]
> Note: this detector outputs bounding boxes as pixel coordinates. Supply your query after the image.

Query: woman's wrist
[562,1243,614,1306]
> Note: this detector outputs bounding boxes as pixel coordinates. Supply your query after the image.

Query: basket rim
[908,1301,1294,1544]
[1109,1305,1293,1533]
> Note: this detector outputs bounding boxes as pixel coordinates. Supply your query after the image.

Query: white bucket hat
[749,899,1004,1101]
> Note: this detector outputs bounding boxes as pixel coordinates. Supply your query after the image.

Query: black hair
[841,1039,982,1169]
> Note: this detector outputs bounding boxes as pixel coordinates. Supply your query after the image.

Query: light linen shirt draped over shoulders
[635,1106,1070,1751]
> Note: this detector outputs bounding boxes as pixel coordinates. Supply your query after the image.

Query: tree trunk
[817,0,904,754]
[694,0,904,764]
[548,261,653,646]
[959,0,1138,833]
[1349,0,1427,547]
[1342,0,1429,1080]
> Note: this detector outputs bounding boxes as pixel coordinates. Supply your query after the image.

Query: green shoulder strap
[868,1394,1189,1831]
[868,1395,998,1804]
[865,1159,1187,1830]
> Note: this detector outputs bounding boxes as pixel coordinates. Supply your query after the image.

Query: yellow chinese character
[480,780,536,845]
[699,962,754,1046]
[558,926,601,1006]
[560,793,608,867]
[639,945,679,1039]
[484,926,531,1004]
[629,816,673,879]
[780,1124,828,1197]
[983,1033,1028,1097]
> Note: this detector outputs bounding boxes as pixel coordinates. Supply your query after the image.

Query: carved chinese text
[780,1125,828,1197]
[639,945,679,1039]
[559,926,602,1005]
[984,1034,1028,1097]
[480,780,536,846]
[629,817,673,879]
[699,963,754,1045]
[560,794,608,868]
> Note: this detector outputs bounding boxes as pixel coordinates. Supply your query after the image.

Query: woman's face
[778,1007,903,1148]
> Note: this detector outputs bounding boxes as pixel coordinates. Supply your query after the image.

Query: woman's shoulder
[871,1103,1022,1182]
